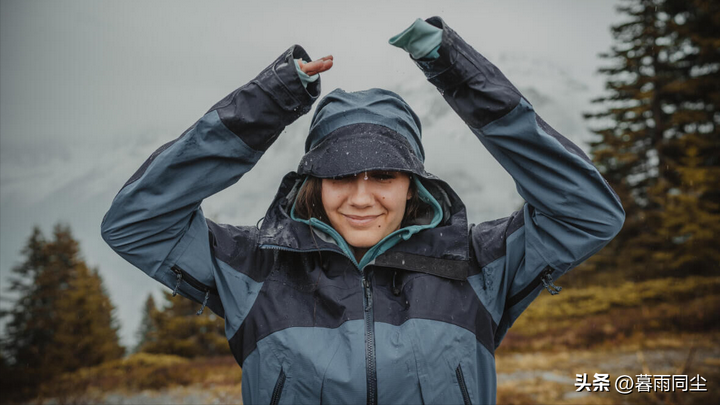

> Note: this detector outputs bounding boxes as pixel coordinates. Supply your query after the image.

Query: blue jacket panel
[101,17,624,405]
[412,17,624,349]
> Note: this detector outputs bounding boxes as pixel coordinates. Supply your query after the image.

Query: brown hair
[294,175,430,228]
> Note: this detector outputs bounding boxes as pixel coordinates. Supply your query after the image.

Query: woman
[102,17,624,405]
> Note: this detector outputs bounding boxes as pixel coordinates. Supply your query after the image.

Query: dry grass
[496,333,720,405]
[34,353,241,404]
[501,276,720,352]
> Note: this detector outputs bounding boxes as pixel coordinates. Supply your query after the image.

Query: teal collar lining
[290,175,443,270]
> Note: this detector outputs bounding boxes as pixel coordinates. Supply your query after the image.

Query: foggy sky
[1,0,620,348]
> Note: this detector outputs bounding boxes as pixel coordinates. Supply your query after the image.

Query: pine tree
[0,224,125,401]
[582,0,720,280]
[134,294,159,353]
[139,291,229,358]
[654,0,720,273]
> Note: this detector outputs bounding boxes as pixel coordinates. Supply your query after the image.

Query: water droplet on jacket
[402,260,405,265]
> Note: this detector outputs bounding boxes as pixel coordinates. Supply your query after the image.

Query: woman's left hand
[298,55,334,75]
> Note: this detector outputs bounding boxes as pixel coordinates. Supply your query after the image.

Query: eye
[371,171,397,181]
[330,174,354,182]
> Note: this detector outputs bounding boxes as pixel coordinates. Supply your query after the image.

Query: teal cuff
[294,59,319,89]
[389,18,442,60]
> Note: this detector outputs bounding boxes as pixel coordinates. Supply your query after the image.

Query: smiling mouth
[343,214,380,226]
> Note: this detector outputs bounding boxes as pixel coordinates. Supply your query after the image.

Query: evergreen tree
[655,0,720,272]
[139,291,229,358]
[134,294,159,353]
[0,224,125,401]
[583,0,719,280]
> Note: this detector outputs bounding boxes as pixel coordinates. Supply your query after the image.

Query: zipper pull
[392,271,401,296]
[172,271,182,297]
[196,290,210,316]
[541,270,562,295]
[363,277,373,311]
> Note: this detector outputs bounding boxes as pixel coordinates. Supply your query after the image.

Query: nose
[348,176,374,207]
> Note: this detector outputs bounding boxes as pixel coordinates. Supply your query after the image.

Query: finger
[305,59,333,76]
[309,59,333,75]
[301,58,333,75]
[301,59,325,73]
[318,59,333,73]
[299,55,333,73]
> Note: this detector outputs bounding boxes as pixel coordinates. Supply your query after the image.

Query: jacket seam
[208,83,247,116]
[469,101,526,136]
[374,317,495,357]
[214,109,269,155]
[239,320,363,365]
[470,221,525,270]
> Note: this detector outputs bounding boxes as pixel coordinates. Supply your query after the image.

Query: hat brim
[297,124,427,178]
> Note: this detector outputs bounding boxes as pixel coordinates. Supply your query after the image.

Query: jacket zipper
[270,368,286,405]
[261,244,376,403]
[505,266,561,308]
[363,270,377,405]
[455,365,471,405]
[541,271,562,295]
[170,265,219,315]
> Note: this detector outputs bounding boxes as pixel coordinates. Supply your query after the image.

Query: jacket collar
[258,171,471,277]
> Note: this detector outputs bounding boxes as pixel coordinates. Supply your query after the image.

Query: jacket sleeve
[100,45,320,322]
[409,17,625,347]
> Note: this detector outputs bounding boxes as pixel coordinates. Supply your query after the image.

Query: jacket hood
[264,88,470,276]
[298,88,427,178]
[257,171,471,277]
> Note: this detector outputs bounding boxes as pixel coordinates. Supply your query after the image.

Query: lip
[343,214,380,227]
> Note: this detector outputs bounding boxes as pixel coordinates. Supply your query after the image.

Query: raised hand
[297,55,334,75]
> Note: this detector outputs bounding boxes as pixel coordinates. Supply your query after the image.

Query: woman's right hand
[297,55,334,75]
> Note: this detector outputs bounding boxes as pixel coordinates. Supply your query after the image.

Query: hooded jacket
[101,17,625,405]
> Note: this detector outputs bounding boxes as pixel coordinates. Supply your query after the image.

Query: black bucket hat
[297,88,427,178]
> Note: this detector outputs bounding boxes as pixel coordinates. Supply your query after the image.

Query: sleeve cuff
[389,18,442,60]
[294,59,320,89]
[410,17,485,91]
[253,44,321,117]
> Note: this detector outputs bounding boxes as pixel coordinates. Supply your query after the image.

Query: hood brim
[297,123,427,178]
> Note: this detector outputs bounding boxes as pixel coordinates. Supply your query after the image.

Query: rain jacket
[101,16,625,405]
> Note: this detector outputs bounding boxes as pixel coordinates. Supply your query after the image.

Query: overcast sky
[1,0,621,349]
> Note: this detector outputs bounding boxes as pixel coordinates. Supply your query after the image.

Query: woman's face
[322,171,412,249]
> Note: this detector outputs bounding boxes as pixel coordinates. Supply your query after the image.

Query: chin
[344,234,382,249]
